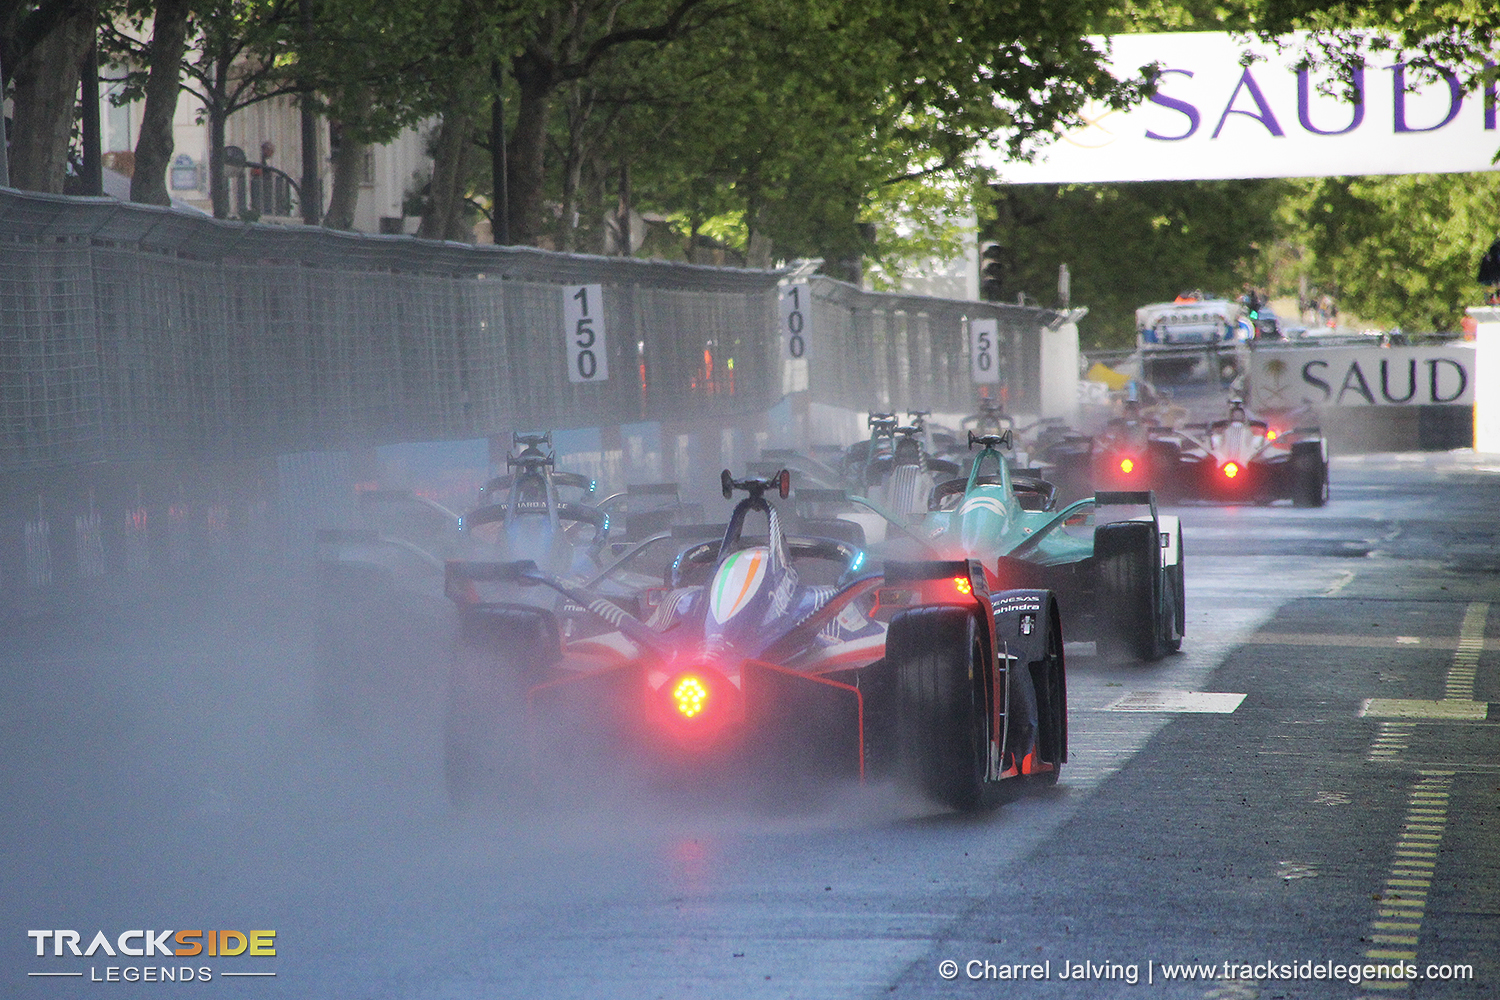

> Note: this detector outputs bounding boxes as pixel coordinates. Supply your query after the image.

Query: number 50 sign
[563,284,610,383]
[969,317,1000,385]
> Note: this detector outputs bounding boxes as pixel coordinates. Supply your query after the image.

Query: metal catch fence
[0,187,1061,605]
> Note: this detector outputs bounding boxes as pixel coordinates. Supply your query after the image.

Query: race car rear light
[653,666,742,746]
[952,576,972,596]
[1222,462,1240,479]
[1119,458,1134,474]
[1266,429,1278,441]
[671,674,710,718]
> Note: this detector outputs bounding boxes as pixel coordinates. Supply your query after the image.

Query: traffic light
[980,243,1005,301]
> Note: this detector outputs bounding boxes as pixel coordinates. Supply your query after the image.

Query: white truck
[1135,293,1265,383]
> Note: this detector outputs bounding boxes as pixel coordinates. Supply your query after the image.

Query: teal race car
[857,432,1185,662]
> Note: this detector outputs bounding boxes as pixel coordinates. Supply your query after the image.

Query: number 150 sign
[563,284,610,383]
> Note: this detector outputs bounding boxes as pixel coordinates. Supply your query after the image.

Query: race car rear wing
[1094,489,1159,522]
[1005,489,1160,561]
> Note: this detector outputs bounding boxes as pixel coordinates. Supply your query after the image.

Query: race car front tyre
[887,606,993,813]
[1094,520,1167,662]
[444,606,563,808]
[1290,441,1329,507]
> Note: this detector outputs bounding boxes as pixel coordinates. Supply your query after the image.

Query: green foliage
[1284,172,1500,332]
[585,0,1143,271]
[987,179,1290,348]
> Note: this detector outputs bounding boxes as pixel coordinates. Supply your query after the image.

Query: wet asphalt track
[4,451,1498,999]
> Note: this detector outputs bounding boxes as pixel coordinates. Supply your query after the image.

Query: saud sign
[986,31,1500,183]
[1249,344,1475,410]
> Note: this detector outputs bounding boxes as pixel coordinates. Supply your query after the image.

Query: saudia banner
[1249,344,1476,410]
[987,32,1500,183]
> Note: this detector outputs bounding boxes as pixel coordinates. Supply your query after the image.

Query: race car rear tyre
[1147,439,1182,502]
[444,606,562,808]
[1094,520,1167,662]
[1164,522,1185,654]
[888,606,993,812]
[1026,596,1067,788]
[1290,442,1329,508]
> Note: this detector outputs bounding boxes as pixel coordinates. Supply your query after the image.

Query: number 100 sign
[970,317,1000,385]
[563,284,610,383]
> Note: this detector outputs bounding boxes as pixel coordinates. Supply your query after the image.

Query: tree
[127,0,191,206]
[986,179,1289,347]
[1285,173,1500,332]
[556,0,1147,272]
[4,0,96,192]
[104,1,302,218]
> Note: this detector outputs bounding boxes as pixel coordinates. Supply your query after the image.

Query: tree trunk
[490,60,508,244]
[208,102,229,218]
[418,102,475,242]
[129,0,191,206]
[298,0,321,224]
[558,138,581,252]
[7,7,94,193]
[506,53,553,247]
[78,32,102,195]
[322,123,366,230]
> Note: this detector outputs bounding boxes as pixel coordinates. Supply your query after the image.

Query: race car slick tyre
[1026,595,1067,788]
[443,606,562,809]
[1094,520,1166,662]
[1290,442,1328,508]
[887,606,993,812]
[1147,439,1182,502]
[1163,522,1185,654]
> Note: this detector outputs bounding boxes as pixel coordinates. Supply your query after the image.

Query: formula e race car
[1033,384,1187,502]
[839,412,961,517]
[312,432,613,712]
[1154,399,1329,506]
[440,469,1067,814]
[871,431,1185,663]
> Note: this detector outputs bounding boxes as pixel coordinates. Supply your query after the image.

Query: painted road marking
[1323,570,1356,596]
[1355,771,1454,993]
[1249,632,1499,651]
[1360,698,1489,720]
[1361,603,1491,721]
[1444,602,1488,700]
[1367,722,1413,762]
[1102,690,1246,713]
